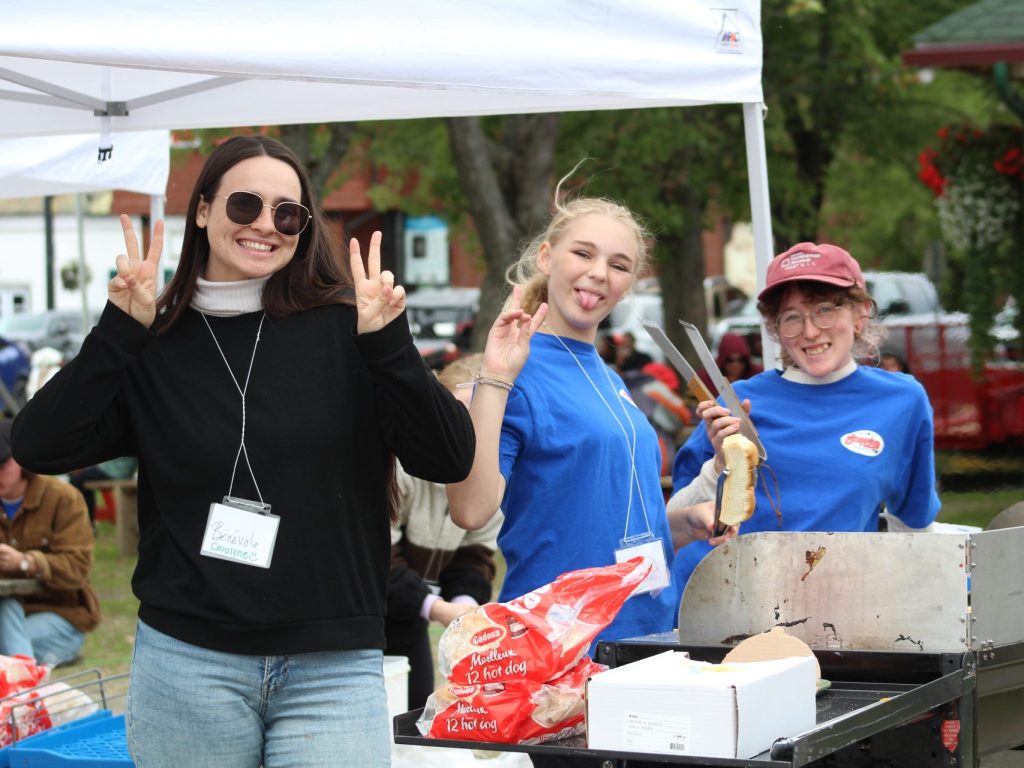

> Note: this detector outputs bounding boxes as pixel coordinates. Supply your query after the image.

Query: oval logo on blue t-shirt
[840,430,884,457]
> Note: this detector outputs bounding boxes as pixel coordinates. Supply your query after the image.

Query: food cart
[395,528,1024,766]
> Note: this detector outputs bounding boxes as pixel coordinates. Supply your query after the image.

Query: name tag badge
[201,497,279,569]
[614,535,670,597]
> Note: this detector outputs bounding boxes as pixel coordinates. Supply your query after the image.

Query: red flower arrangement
[918,123,1023,199]
[918,147,945,196]
[994,147,1023,178]
[917,123,1023,374]
[917,123,1023,253]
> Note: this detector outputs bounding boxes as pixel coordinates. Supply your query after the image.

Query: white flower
[935,168,1020,251]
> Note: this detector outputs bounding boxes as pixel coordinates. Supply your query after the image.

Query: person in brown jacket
[0,419,100,666]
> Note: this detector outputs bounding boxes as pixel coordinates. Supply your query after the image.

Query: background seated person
[385,354,502,709]
[0,418,100,666]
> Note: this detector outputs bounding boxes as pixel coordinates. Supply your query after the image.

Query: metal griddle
[394,527,1024,766]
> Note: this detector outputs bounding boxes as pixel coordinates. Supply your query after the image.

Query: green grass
[59,522,138,681]
[935,449,1024,528]
[937,487,1023,529]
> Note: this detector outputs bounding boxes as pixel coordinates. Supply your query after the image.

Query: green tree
[363,115,559,349]
[762,0,979,248]
[278,123,357,196]
[194,124,358,198]
[821,68,1002,273]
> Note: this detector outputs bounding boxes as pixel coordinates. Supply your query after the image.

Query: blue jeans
[126,621,391,768]
[0,598,85,666]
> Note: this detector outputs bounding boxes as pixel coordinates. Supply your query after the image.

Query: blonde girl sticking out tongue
[448,176,731,768]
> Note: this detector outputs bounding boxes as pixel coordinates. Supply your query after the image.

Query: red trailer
[886,317,1024,449]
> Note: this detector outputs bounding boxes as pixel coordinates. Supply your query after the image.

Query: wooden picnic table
[84,478,138,556]
[0,578,43,597]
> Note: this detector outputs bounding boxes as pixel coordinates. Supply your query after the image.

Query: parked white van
[604,277,746,363]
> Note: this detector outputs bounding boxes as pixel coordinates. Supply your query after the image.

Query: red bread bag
[419,657,606,745]
[437,557,651,686]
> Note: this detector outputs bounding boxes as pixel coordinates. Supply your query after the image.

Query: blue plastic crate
[6,713,131,767]
[0,712,114,768]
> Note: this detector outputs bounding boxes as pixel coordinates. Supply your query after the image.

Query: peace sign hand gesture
[110,215,163,328]
[481,286,548,382]
[350,231,407,335]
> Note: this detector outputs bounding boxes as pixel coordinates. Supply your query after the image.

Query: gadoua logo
[471,626,506,647]
[779,251,822,272]
[840,430,884,457]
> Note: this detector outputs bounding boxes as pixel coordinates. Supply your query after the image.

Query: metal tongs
[642,321,767,535]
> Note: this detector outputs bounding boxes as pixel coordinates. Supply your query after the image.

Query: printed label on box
[623,711,691,753]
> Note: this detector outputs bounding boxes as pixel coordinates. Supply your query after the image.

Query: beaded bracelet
[475,375,513,392]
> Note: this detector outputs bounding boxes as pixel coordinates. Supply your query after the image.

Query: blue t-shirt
[671,367,941,592]
[498,333,676,644]
[1,498,21,520]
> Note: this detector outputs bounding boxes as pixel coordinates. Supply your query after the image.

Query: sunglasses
[215,190,311,237]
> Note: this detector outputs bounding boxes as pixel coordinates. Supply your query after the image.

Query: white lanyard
[201,312,268,505]
[544,327,653,541]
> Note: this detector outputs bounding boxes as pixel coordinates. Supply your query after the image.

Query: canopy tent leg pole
[75,193,91,341]
[742,101,777,370]
[150,193,166,293]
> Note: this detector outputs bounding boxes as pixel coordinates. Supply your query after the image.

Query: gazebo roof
[903,0,1024,68]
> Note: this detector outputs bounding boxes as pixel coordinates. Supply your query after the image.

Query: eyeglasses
[216,191,311,237]
[724,355,746,364]
[777,302,843,338]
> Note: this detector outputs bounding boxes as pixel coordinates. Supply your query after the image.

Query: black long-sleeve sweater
[12,302,475,655]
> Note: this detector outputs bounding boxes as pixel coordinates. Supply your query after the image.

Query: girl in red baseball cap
[668,242,940,594]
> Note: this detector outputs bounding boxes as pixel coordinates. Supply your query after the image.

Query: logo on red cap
[778,251,825,273]
[758,242,864,301]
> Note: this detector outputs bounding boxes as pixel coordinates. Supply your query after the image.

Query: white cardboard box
[586,651,817,759]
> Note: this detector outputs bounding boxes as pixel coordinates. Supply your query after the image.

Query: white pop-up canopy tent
[0,0,775,346]
[0,129,171,291]
[0,131,169,200]
[0,2,764,132]
[0,130,169,408]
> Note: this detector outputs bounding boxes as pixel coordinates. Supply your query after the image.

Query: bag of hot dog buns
[437,557,651,685]
[417,657,606,745]
[417,558,651,744]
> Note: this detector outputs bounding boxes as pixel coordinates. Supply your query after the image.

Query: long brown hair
[155,136,402,522]
[154,135,353,330]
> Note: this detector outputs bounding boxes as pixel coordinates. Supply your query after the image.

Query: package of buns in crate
[0,654,62,747]
[417,656,605,745]
[437,557,651,686]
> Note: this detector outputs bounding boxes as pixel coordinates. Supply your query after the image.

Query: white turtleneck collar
[781,358,857,385]
[191,275,268,316]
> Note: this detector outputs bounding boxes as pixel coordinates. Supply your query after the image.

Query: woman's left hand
[429,600,476,628]
[666,499,738,550]
[350,231,407,334]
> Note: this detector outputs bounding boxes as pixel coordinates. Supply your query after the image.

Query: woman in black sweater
[12,136,474,768]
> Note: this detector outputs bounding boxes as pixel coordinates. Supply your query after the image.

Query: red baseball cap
[757,242,865,301]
